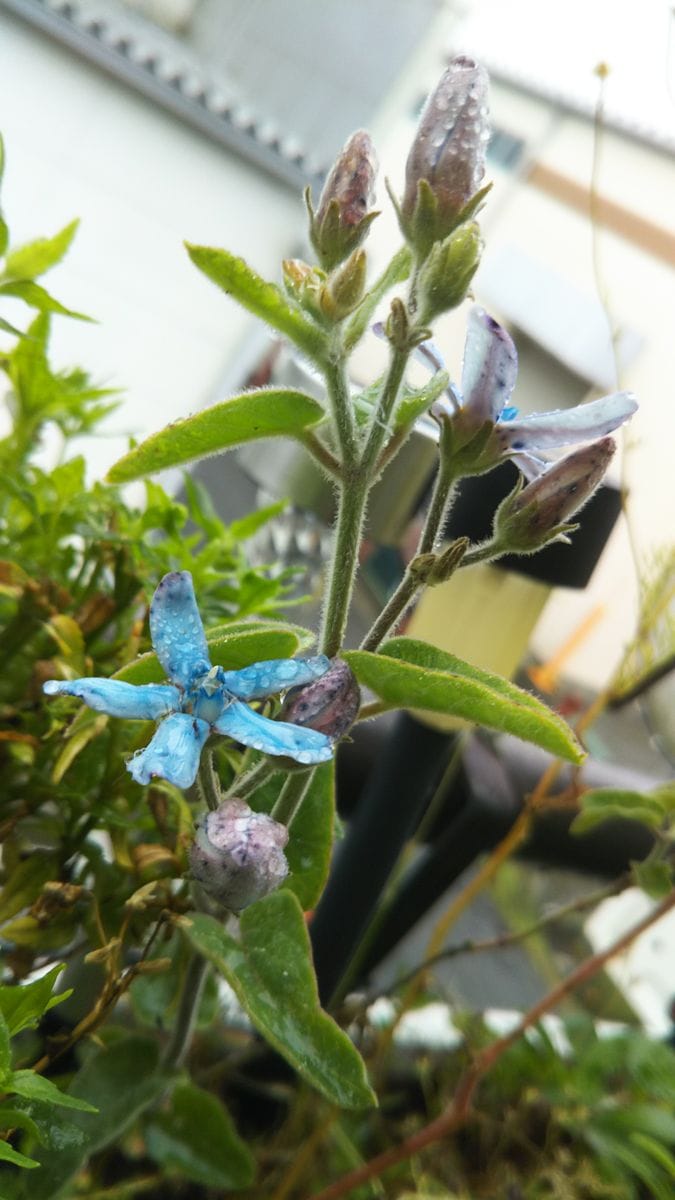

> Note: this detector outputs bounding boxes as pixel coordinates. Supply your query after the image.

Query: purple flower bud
[280,658,360,740]
[310,131,379,271]
[402,56,490,255]
[189,799,289,912]
[495,437,616,552]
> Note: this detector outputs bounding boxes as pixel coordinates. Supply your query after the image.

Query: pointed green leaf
[0,314,22,337]
[631,860,673,899]
[16,1036,164,1200]
[0,1139,39,1169]
[115,622,313,684]
[183,897,376,1109]
[8,1071,97,1113]
[345,638,583,763]
[394,371,450,431]
[107,387,325,482]
[571,786,672,835]
[0,280,90,321]
[186,243,328,365]
[145,1083,254,1189]
[0,965,71,1037]
[4,220,79,280]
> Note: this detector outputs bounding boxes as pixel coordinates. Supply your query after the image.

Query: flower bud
[416,222,483,324]
[494,437,616,553]
[282,257,326,322]
[309,131,379,271]
[189,799,289,912]
[319,249,367,322]
[402,56,490,258]
[280,658,360,740]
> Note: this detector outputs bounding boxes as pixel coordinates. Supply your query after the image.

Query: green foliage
[107,387,326,482]
[572,783,675,834]
[183,898,377,1109]
[346,638,584,762]
[144,1083,255,1189]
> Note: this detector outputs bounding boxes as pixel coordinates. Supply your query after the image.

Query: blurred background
[0,0,673,697]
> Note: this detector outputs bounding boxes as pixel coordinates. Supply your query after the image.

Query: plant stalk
[161,950,210,1072]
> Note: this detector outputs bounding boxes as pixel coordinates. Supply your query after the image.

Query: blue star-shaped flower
[413,307,637,478]
[44,571,334,789]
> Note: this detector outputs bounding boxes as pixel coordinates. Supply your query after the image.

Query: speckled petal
[127,712,210,789]
[149,571,211,688]
[499,391,638,451]
[43,678,180,720]
[213,700,333,765]
[461,307,518,423]
[217,655,330,701]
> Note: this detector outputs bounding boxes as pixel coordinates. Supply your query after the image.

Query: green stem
[360,346,408,477]
[224,757,277,802]
[271,770,313,827]
[324,352,357,463]
[319,471,370,656]
[297,430,342,480]
[461,537,507,568]
[161,951,209,1071]
[197,749,222,811]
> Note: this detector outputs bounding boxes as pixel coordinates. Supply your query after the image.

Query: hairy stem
[297,429,342,479]
[272,770,313,827]
[324,352,357,463]
[197,749,222,812]
[161,951,210,1072]
[319,471,370,656]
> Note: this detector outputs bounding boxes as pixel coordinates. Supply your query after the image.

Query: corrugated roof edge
[0,0,327,189]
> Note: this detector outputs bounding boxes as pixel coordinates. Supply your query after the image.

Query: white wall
[0,13,302,481]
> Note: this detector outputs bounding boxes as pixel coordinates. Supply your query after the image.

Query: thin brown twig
[308,888,675,1200]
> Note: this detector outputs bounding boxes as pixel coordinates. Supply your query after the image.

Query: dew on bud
[189,799,289,912]
[281,658,360,740]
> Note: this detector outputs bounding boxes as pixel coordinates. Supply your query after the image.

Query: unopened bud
[495,438,616,553]
[189,800,289,912]
[282,258,326,322]
[309,131,379,270]
[320,249,367,321]
[416,223,482,323]
[281,658,360,740]
[402,56,490,257]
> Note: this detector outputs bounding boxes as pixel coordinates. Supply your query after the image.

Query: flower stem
[324,352,357,463]
[272,770,313,827]
[320,472,369,656]
[197,749,221,812]
[161,950,209,1072]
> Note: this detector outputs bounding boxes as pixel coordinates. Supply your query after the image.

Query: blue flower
[418,307,638,478]
[44,571,334,789]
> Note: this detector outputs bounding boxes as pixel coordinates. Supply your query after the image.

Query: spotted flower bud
[494,437,616,553]
[416,222,483,324]
[402,56,490,258]
[189,799,289,912]
[309,131,379,271]
[281,658,360,740]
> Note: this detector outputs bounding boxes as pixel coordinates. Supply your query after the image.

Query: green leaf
[394,370,450,431]
[7,1071,97,1113]
[0,1107,43,1143]
[571,786,671,834]
[115,622,313,684]
[0,280,90,321]
[186,243,329,365]
[16,1036,164,1200]
[0,313,22,337]
[0,1009,10,1078]
[283,763,335,910]
[183,897,376,1109]
[107,387,325,482]
[0,856,59,925]
[145,1083,254,1189]
[345,638,583,763]
[4,220,79,280]
[0,215,8,261]
[0,1139,39,1169]
[0,965,71,1037]
[632,859,673,899]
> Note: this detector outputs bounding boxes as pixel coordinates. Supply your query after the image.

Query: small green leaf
[16,1036,164,1200]
[0,280,90,321]
[186,243,328,365]
[115,622,312,685]
[345,638,583,763]
[394,370,450,430]
[0,1106,43,1143]
[107,388,325,482]
[0,964,71,1037]
[571,786,670,834]
[0,1139,39,1169]
[145,1083,254,1189]
[0,313,23,337]
[183,897,376,1109]
[632,859,673,899]
[4,220,79,280]
[8,1071,98,1113]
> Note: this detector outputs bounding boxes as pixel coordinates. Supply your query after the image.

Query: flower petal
[461,307,518,423]
[499,391,637,451]
[217,655,330,701]
[127,712,210,789]
[149,571,211,688]
[213,700,333,765]
[43,678,180,720]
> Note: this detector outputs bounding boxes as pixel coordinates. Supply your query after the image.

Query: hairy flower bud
[494,437,616,553]
[189,799,289,912]
[320,248,368,321]
[402,56,490,257]
[309,131,379,271]
[281,658,360,740]
[416,222,483,324]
